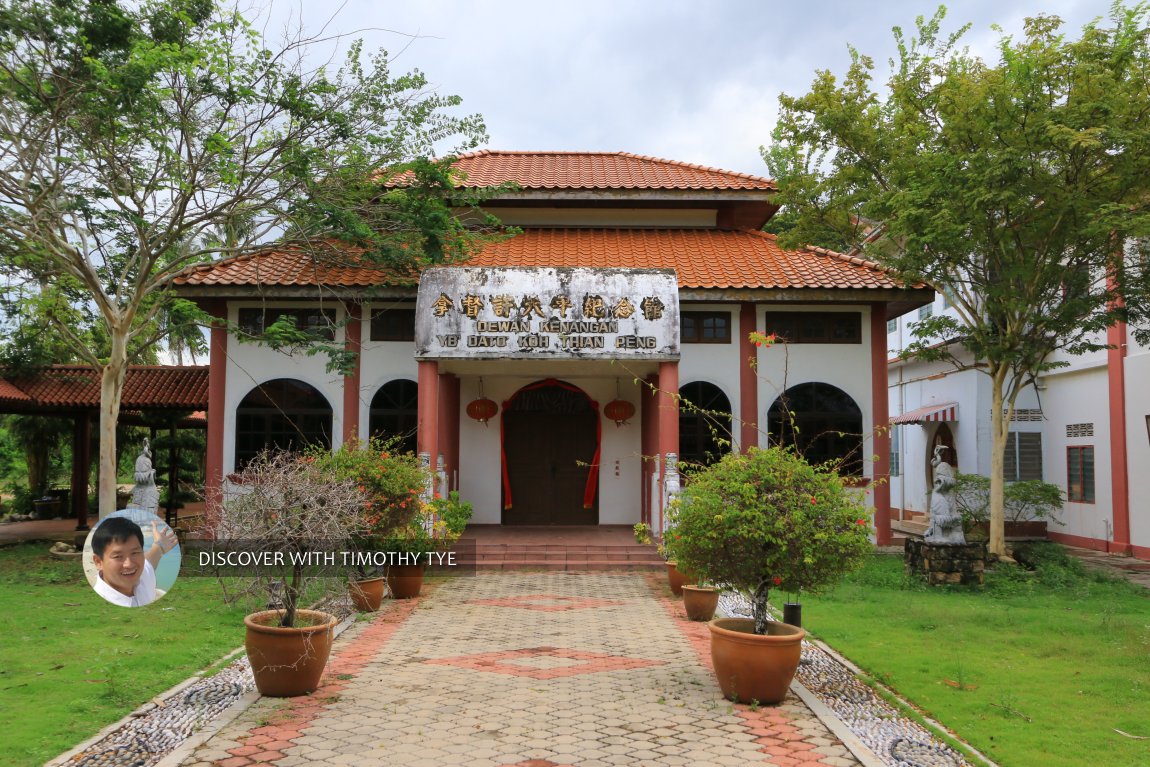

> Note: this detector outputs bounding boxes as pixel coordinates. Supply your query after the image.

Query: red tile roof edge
[0,365,209,409]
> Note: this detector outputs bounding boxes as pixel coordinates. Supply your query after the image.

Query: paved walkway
[174,573,860,767]
[1062,545,1150,590]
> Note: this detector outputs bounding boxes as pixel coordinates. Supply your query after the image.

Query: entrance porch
[455,524,664,570]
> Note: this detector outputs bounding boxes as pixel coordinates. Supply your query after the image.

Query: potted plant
[657,523,691,597]
[211,450,367,697]
[319,440,429,611]
[386,490,472,599]
[668,446,872,703]
[680,581,721,621]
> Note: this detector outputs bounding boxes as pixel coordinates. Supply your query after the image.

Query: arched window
[369,379,418,455]
[678,381,733,470]
[234,379,332,468]
[768,382,862,475]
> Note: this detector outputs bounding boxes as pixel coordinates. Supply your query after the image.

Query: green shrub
[429,490,473,538]
[952,472,1064,536]
[667,446,872,633]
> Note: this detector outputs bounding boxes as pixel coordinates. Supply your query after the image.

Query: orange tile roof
[0,366,209,410]
[174,243,409,288]
[175,229,904,291]
[469,229,900,289]
[447,151,777,191]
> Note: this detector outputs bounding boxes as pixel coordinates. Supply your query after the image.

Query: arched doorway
[678,381,733,472]
[369,379,418,455]
[767,382,863,475]
[234,379,332,468]
[501,379,599,525]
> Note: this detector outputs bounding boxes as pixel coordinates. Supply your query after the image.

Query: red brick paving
[648,572,855,766]
[222,591,425,766]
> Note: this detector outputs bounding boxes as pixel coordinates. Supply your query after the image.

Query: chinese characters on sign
[415,268,679,360]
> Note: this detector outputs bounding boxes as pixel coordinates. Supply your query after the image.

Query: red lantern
[466,397,498,425]
[604,399,635,427]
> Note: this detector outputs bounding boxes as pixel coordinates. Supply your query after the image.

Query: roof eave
[476,188,777,203]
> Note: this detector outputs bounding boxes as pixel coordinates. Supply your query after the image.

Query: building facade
[887,290,1150,559]
[175,151,932,539]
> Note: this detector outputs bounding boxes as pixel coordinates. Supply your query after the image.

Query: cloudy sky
[274,1,1106,177]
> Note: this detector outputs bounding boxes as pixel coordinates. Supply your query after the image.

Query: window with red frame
[1066,445,1094,503]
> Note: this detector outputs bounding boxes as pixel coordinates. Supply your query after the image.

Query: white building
[887,289,1150,560]
[175,151,932,540]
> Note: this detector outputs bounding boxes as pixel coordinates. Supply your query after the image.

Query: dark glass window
[763,312,861,344]
[1005,432,1043,482]
[369,380,419,455]
[678,381,733,471]
[234,379,332,468]
[370,308,416,342]
[1067,446,1094,503]
[768,382,863,475]
[681,312,732,344]
[237,308,337,341]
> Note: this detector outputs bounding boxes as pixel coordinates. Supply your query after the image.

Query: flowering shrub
[666,446,872,634]
[317,438,429,547]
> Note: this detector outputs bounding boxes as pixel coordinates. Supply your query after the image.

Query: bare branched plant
[211,450,367,628]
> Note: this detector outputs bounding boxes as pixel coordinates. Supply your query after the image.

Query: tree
[764,4,1150,556]
[0,0,496,517]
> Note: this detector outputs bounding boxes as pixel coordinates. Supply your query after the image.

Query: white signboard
[415,267,680,360]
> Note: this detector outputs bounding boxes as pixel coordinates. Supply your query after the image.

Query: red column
[640,374,658,525]
[438,374,460,492]
[739,302,759,453]
[205,300,227,514]
[71,413,91,530]
[658,362,680,458]
[1107,318,1132,555]
[417,360,440,473]
[870,305,892,545]
[342,302,362,445]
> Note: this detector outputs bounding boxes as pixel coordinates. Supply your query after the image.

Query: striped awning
[890,402,958,425]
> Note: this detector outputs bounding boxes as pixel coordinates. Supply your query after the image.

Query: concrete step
[463,560,665,571]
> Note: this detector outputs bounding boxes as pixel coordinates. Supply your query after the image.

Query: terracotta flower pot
[666,561,689,596]
[708,617,805,704]
[244,609,338,697]
[682,585,720,621]
[349,576,387,611]
[387,563,425,599]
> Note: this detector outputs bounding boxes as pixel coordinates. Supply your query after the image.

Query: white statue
[924,445,965,545]
[130,438,160,515]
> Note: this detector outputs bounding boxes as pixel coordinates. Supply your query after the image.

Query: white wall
[1041,367,1112,541]
[1125,341,1150,552]
[756,305,875,480]
[223,301,348,474]
[357,300,419,434]
[679,304,742,452]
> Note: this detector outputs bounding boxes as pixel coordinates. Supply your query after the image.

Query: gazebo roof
[0,365,209,413]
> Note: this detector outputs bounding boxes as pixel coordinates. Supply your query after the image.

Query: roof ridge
[616,152,775,185]
[801,241,895,275]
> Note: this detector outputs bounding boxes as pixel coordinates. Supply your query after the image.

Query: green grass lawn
[800,545,1150,767]
[0,543,252,767]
